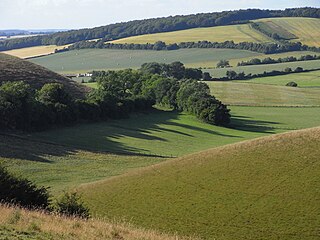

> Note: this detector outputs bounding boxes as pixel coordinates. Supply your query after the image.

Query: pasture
[2,106,319,195]
[79,127,320,239]
[255,17,320,47]
[206,81,320,106]
[111,24,270,44]
[237,70,320,88]
[29,48,318,74]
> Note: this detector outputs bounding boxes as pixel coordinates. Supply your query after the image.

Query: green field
[29,48,319,75]
[79,127,320,239]
[111,24,270,44]
[237,70,320,88]
[207,60,320,78]
[3,106,320,195]
[252,21,297,40]
[206,81,320,106]
[30,48,261,73]
[255,17,320,47]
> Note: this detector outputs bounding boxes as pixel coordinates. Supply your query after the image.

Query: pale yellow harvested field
[111,24,270,44]
[2,45,69,59]
[256,17,320,47]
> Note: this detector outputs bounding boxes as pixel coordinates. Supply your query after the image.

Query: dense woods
[0,63,230,131]
[1,7,319,51]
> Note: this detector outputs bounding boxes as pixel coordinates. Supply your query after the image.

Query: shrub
[286,81,298,87]
[0,164,50,209]
[55,192,90,219]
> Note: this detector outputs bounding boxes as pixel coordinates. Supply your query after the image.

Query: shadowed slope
[0,53,88,98]
[80,127,320,239]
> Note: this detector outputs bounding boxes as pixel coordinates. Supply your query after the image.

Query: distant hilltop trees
[1,7,320,51]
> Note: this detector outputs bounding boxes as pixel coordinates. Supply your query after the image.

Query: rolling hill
[0,53,87,98]
[79,127,320,239]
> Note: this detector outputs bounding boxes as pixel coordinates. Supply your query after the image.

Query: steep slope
[79,127,320,239]
[0,53,88,98]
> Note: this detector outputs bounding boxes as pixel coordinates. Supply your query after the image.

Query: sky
[0,0,319,30]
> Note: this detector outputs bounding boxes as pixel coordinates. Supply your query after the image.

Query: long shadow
[0,109,282,163]
[229,115,281,133]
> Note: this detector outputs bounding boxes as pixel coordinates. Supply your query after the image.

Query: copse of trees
[1,8,319,51]
[0,64,230,131]
[237,54,320,66]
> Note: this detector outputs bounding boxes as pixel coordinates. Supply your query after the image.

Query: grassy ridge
[255,17,320,47]
[206,81,320,106]
[0,205,189,240]
[111,24,270,44]
[79,127,320,239]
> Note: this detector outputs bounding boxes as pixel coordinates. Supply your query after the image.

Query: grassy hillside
[0,53,87,98]
[111,24,270,44]
[237,70,320,88]
[29,48,317,74]
[2,45,69,59]
[206,81,320,106]
[0,205,189,240]
[79,127,320,239]
[255,17,320,47]
[3,106,320,194]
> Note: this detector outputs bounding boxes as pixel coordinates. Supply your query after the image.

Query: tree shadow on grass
[229,114,281,133]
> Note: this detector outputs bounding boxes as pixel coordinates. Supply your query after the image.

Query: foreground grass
[207,81,320,106]
[79,127,320,239]
[3,107,320,194]
[236,70,320,88]
[0,205,191,240]
[111,24,270,44]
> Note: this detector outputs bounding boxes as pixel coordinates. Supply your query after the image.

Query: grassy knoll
[29,48,317,74]
[30,48,261,73]
[255,17,320,47]
[0,205,188,240]
[237,70,320,88]
[207,60,320,78]
[2,45,69,59]
[111,24,270,44]
[0,53,87,98]
[207,81,320,106]
[79,127,320,240]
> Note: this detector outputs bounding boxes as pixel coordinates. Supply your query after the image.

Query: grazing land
[29,48,317,74]
[236,70,320,88]
[206,81,320,106]
[79,127,320,240]
[111,24,270,44]
[2,45,69,59]
[3,106,320,195]
[0,205,188,240]
[255,17,320,47]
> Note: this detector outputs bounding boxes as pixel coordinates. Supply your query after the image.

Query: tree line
[0,63,230,132]
[1,7,319,51]
[237,54,320,66]
[68,39,320,54]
